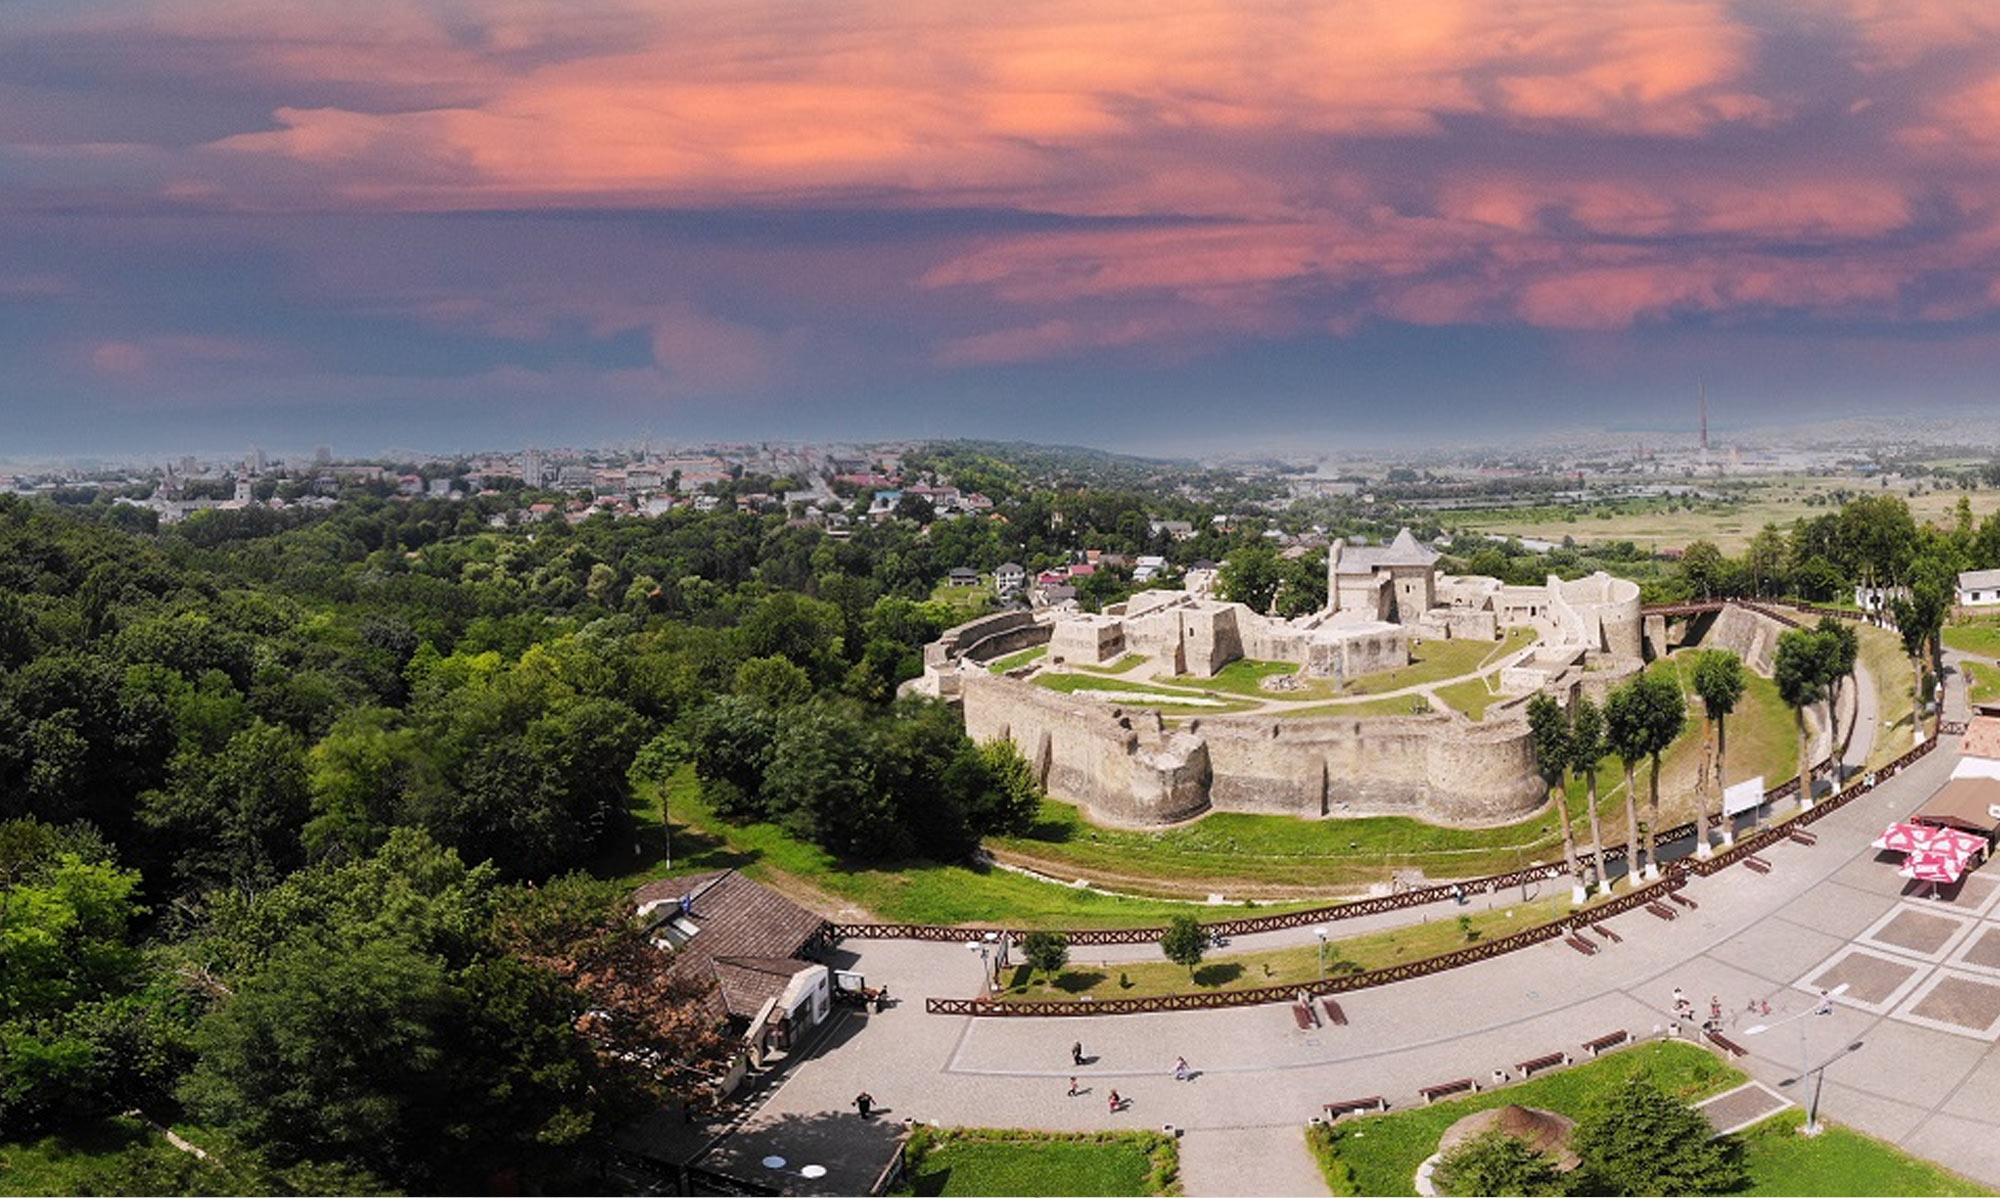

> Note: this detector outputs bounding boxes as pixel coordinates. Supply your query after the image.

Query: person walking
[1172,1056,1189,1081]
[1107,1089,1122,1113]
[1068,1076,1079,1097]
[1071,1041,1085,1067]
[853,1091,875,1119]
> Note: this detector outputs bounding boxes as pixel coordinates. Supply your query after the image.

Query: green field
[1434,674,1509,720]
[1306,1040,1981,1198]
[1453,474,1989,556]
[1944,618,2000,660]
[898,1129,1178,1197]
[624,768,1313,927]
[1964,661,2000,707]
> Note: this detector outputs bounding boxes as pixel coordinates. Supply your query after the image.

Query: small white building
[994,562,1026,596]
[1958,569,2000,609]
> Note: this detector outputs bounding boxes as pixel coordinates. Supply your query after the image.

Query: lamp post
[966,939,991,994]
[1745,983,1849,1136]
[1315,925,1330,978]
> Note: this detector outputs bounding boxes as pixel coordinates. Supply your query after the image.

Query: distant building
[995,562,1026,597]
[1959,569,2000,609]
[520,450,544,487]
[946,567,981,588]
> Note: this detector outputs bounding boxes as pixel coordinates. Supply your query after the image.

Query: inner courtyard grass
[987,644,1047,672]
[1337,627,1537,697]
[1307,1039,1982,1198]
[898,1128,1179,1197]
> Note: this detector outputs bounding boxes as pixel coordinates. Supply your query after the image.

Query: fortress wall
[960,671,1544,828]
[931,610,1042,667]
[1201,714,1544,822]
[959,673,1209,826]
[1700,604,1786,675]
[1557,573,1643,658]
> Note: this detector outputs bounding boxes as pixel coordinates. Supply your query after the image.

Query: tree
[1891,554,1952,742]
[1431,1128,1563,1197]
[1690,650,1746,855]
[1816,616,1859,785]
[1525,694,1580,897]
[1216,543,1283,614]
[1568,697,1611,893]
[1160,914,1206,975]
[1680,540,1727,600]
[1775,627,1831,807]
[971,739,1044,837]
[1021,931,1070,984]
[1569,1074,1744,1195]
[1605,673,1684,881]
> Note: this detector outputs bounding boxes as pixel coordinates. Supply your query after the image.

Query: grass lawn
[996,894,1578,1002]
[1735,1111,1987,1197]
[930,580,1000,616]
[1075,653,1150,674]
[1306,1039,1981,1198]
[1434,674,1507,721]
[614,767,1311,927]
[1033,672,1257,713]
[988,644,1048,673]
[1943,618,2000,659]
[1308,1041,1739,1197]
[898,1128,1179,1197]
[1338,628,1537,697]
[1278,693,1439,719]
[1964,661,2000,707]
[1856,623,1918,767]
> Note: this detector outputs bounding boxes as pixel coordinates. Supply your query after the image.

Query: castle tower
[1326,539,1344,614]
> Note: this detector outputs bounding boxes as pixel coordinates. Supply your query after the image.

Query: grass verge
[897,1127,1180,1197]
[995,895,1577,1002]
[988,645,1048,673]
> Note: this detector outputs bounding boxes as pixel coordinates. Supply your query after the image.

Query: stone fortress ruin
[918,530,1654,829]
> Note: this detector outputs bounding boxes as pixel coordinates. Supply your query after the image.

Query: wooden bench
[1645,902,1678,921]
[1323,1096,1387,1120]
[1515,1051,1570,1078]
[1705,1029,1748,1058]
[1564,934,1598,956]
[1582,1029,1629,1056]
[1320,997,1348,1027]
[1291,1003,1316,1030]
[1591,922,1622,943]
[1419,1078,1477,1104]
[1789,827,1818,847]
[1668,891,1699,910]
[1743,855,1772,874]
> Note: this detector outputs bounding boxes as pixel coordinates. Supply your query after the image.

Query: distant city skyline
[7,1,2000,455]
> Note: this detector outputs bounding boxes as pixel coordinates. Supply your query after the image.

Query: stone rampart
[1702,603,1786,675]
[928,610,1046,668]
[959,673,1209,827]
[959,672,1544,828]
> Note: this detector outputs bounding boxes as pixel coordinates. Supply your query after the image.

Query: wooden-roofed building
[633,870,833,1060]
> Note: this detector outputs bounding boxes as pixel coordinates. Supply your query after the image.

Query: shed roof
[1913,777,2000,835]
[1959,569,2000,591]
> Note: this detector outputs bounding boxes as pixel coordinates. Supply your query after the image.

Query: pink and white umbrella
[1929,829,1988,863]
[1874,823,1932,853]
[1901,850,1967,885]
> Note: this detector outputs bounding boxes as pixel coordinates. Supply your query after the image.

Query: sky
[7,0,2000,459]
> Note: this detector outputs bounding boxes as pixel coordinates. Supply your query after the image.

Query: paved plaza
[680,671,2000,1196]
